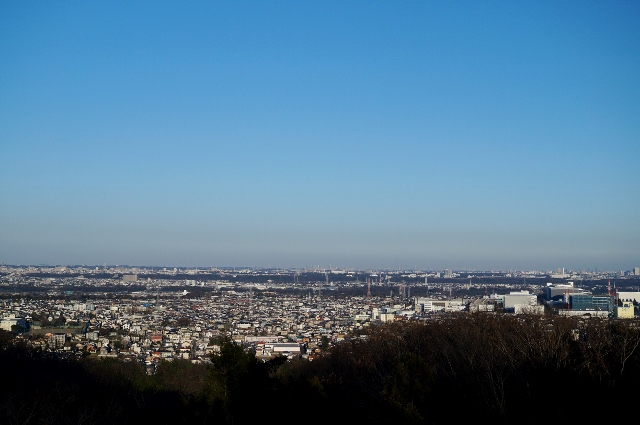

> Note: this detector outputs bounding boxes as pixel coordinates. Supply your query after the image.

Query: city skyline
[1,262,637,277]
[1,1,639,271]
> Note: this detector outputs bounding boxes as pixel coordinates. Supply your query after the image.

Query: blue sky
[1,1,638,271]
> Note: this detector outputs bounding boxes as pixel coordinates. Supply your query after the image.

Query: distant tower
[366,278,372,302]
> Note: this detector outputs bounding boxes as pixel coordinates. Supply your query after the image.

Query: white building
[468,298,495,313]
[415,298,445,313]
[415,297,466,313]
[513,304,545,315]
[264,342,301,357]
[617,291,640,304]
[379,313,396,323]
[0,314,27,331]
[502,291,538,311]
[72,303,95,311]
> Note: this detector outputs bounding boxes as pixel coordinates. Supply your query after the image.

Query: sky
[1,1,639,271]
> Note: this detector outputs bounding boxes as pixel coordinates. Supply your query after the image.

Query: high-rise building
[634,267,640,276]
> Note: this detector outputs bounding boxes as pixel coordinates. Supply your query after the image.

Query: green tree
[0,329,15,347]
[209,338,255,399]
[153,359,207,396]
[53,315,66,327]
[320,335,330,350]
[176,317,191,327]
[205,337,285,422]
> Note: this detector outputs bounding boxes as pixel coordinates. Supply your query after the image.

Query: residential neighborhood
[2,264,639,372]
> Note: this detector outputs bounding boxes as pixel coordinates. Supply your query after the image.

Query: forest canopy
[2,314,640,424]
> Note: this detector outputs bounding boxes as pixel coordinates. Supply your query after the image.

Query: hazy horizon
[2,1,638,272]
[0,261,634,275]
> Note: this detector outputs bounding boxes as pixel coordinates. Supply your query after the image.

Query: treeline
[2,314,640,424]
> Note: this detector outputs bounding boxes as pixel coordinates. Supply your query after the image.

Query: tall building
[634,267,640,276]
[51,333,66,349]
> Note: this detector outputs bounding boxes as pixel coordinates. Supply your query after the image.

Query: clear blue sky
[1,1,638,271]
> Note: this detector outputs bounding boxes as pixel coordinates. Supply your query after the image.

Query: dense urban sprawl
[2,264,640,372]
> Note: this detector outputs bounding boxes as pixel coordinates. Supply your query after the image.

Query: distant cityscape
[1,262,640,372]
